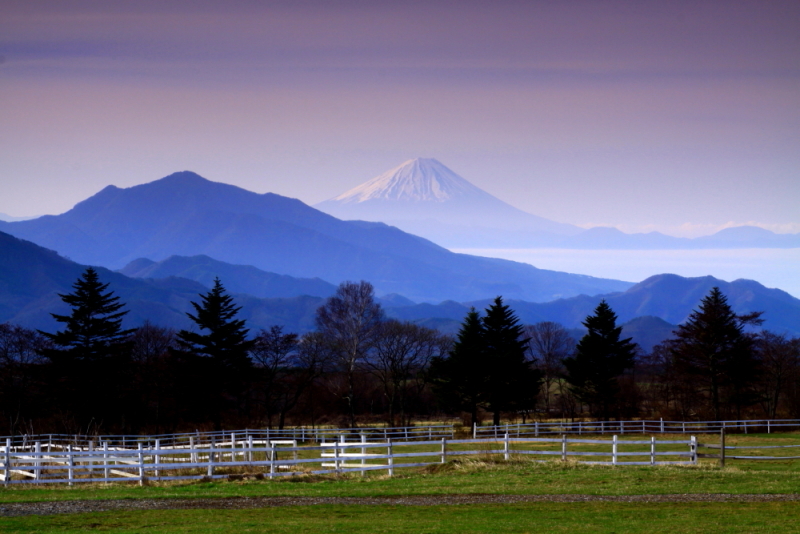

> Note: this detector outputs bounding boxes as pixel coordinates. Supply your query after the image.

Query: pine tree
[40,267,133,363]
[428,308,487,427]
[669,287,762,419]
[563,300,637,420]
[176,278,255,429]
[176,277,254,370]
[482,297,541,426]
[39,267,134,432]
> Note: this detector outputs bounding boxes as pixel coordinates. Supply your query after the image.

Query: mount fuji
[317,159,800,250]
[315,158,582,247]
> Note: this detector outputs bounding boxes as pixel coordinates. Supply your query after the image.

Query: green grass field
[4,502,800,533]
[2,432,799,533]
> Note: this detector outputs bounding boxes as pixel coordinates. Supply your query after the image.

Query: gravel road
[2,493,799,517]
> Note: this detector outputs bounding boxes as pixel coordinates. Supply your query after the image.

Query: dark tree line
[1,268,798,437]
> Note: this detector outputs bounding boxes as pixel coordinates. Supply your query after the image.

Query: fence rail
[0,425,455,450]
[473,419,800,439]
[0,434,698,486]
[4,419,797,451]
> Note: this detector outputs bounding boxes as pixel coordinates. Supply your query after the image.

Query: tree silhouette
[40,267,133,363]
[176,278,254,428]
[39,267,134,432]
[669,287,762,419]
[429,308,487,427]
[482,297,540,426]
[563,300,637,420]
[315,280,384,428]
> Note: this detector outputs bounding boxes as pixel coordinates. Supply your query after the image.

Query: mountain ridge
[0,171,631,303]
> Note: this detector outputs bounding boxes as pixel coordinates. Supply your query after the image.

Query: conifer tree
[176,277,254,371]
[563,300,637,420]
[669,287,762,419]
[39,267,134,432]
[482,296,541,426]
[428,308,487,427]
[40,267,133,363]
[176,278,255,428]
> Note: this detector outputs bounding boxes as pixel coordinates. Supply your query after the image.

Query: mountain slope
[0,231,325,333]
[385,274,800,336]
[0,171,631,303]
[119,255,337,299]
[316,158,582,240]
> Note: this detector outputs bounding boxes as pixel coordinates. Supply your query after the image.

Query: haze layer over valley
[317,158,800,297]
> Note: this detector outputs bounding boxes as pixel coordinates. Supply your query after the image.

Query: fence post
[4,438,11,486]
[361,434,367,476]
[153,439,160,481]
[650,437,656,466]
[248,436,253,464]
[690,436,697,464]
[34,441,41,483]
[207,441,215,478]
[473,423,476,439]
[67,444,74,486]
[231,432,236,463]
[103,441,109,481]
[767,420,771,434]
[441,438,447,464]
[190,436,196,464]
[387,439,394,476]
[561,435,567,462]
[504,433,510,461]
[270,442,276,478]
[87,440,94,479]
[719,427,726,468]
[612,435,618,466]
[535,421,539,437]
[138,442,145,486]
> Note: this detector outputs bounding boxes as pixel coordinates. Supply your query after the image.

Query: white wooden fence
[0,434,698,486]
[473,419,800,439]
[0,425,454,451]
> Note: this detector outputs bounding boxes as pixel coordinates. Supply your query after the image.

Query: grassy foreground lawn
[1,458,799,503]
[4,502,800,533]
[2,433,798,533]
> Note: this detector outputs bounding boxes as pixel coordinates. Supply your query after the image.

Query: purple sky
[1,1,798,236]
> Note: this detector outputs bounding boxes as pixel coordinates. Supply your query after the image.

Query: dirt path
[2,493,799,517]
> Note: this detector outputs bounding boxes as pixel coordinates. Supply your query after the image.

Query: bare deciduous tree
[366,320,445,427]
[315,281,384,428]
[756,332,800,418]
[524,321,574,415]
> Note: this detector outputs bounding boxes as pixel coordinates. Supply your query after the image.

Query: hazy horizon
[1,1,798,238]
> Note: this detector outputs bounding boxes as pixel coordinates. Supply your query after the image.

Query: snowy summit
[315,158,581,247]
[329,158,494,204]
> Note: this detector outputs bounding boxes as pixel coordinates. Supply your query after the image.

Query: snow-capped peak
[329,158,492,204]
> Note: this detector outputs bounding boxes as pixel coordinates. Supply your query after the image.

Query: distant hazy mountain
[0,230,325,333]
[0,171,630,303]
[385,274,800,336]
[316,158,583,245]
[0,212,38,222]
[119,255,337,299]
[316,159,800,250]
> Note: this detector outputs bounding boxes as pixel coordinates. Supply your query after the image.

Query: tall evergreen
[40,267,133,363]
[177,277,254,370]
[482,297,541,426]
[563,300,637,420]
[39,267,134,432]
[428,308,487,427]
[176,278,255,428]
[669,287,762,419]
